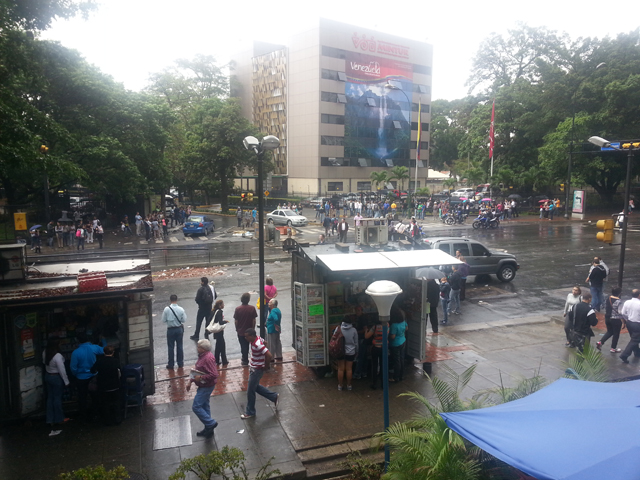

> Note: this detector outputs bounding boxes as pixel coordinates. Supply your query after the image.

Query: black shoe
[621,357,630,364]
[241,361,249,366]
[197,421,218,437]
[166,365,174,369]
[190,335,198,341]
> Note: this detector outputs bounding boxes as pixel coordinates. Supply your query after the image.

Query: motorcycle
[444,212,467,225]
[472,213,500,229]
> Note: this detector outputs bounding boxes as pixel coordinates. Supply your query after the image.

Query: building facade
[231,18,433,197]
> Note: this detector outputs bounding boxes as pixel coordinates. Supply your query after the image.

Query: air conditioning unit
[355,225,388,246]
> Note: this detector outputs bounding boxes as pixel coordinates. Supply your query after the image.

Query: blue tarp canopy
[440,378,640,480]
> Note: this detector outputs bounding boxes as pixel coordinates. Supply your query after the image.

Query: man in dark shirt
[91,345,121,425]
[586,260,607,312]
[568,293,598,352]
[192,277,214,340]
[234,293,257,366]
[426,279,440,333]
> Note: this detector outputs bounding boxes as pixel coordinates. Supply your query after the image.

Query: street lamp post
[384,83,419,206]
[243,135,280,339]
[365,280,403,471]
[588,136,637,287]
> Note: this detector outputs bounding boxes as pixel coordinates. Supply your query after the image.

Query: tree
[0,0,95,31]
[389,166,410,191]
[369,171,388,191]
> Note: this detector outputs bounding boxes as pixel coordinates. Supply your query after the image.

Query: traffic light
[247,193,253,202]
[560,183,564,192]
[596,219,614,243]
[241,193,245,202]
[621,142,640,149]
[39,145,49,154]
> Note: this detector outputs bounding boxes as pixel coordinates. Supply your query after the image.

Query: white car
[266,209,308,227]
[451,188,476,198]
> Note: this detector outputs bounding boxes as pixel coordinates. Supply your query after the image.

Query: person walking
[266,299,282,362]
[389,308,408,383]
[620,289,640,364]
[567,293,597,352]
[90,345,121,425]
[162,294,186,369]
[95,221,104,249]
[426,279,440,333]
[234,293,257,366]
[187,339,219,438]
[209,300,229,367]
[55,222,64,248]
[191,277,214,341]
[135,212,143,236]
[70,332,104,421]
[366,320,385,390]
[586,259,607,312]
[236,206,243,227]
[338,218,349,242]
[440,277,451,325]
[563,286,582,346]
[448,266,462,315]
[335,316,358,391]
[597,286,625,353]
[43,339,70,436]
[240,328,278,419]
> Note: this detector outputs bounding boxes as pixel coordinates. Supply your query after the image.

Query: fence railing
[149,245,252,269]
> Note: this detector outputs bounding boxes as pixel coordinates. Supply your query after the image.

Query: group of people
[31,218,106,252]
[539,199,561,220]
[43,332,120,436]
[563,256,640,364]
[161,277,283,437]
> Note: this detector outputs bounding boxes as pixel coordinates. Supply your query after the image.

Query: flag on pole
[416,102,422,165]
[489,99,495,160]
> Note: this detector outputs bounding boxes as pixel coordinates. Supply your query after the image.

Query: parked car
[183,215,215,236]
[422,237,519,282]
[266,209,308,227]
[451,188,476,198]
[302,197,324,207]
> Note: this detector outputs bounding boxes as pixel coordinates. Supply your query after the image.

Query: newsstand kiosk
[0,247,155,421]
[291,242,462,369]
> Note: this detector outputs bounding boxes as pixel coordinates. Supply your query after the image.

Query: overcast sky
[41,0,636,101]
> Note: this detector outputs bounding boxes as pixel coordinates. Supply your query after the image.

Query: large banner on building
[344,52,413,167]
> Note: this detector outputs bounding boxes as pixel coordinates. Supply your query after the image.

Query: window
[321,135,345,146]
[321,157,348,166]
[337,71,347,82]
[453,243,471,257]
[337,94,347,104]
[366,97,376,107]
[411,122,430,132]
[437,243,451,255]
[413,64,432,75]
[322,46,347,59]
[358,158,370,167]
[321,114,345,125]
[412,84,430,94]
[412,103,430,113]
[321,69,346,81]
[357,181,372,191]
[321,92,348,104]
[393,121,402,129]
[409,181,420,190]
[328,182,343,192]
[273,88,282,97]
[472,243,490,257]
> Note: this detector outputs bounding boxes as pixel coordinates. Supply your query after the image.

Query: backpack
[202,286,214,305]
[76,228,83,238]
[328,325,345,359]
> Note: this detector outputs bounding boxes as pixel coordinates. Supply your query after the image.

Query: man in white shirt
[620,289,640,363]
[135,212,143,236]
[162,294,186,369]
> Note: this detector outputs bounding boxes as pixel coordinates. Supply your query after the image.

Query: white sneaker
[49,430,62,437]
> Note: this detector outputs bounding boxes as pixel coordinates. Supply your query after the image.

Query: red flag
[489,99,495,159]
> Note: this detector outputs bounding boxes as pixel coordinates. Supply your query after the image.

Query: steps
[298,437,385,480]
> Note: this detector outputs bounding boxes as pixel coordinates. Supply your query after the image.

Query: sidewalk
[2,310,638,480]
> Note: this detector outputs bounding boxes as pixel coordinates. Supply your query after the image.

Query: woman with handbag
[207,300,229,367]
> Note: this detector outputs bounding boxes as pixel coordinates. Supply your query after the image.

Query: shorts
[344,354,356,362]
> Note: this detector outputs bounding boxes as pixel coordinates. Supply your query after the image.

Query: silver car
[266,209,308,227]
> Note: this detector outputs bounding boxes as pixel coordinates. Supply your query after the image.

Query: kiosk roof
[316,249,461,272]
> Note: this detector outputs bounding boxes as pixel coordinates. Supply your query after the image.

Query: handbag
[206,310,226,334]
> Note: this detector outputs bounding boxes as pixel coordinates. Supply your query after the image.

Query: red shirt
[250,336,269,369]
[234,304,257,334]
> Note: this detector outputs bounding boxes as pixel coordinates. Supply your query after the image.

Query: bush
[169,446,280,480]
[339,451,383,480]
[57,465,128,480]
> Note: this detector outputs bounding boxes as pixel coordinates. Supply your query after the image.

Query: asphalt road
[149,216,640,367]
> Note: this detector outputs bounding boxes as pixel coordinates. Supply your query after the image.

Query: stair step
[304,450,384,480]
[298,437,384,480]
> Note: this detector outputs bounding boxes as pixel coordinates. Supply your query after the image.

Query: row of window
[322,135,428,148]
[320,90,430,113]
[327,181,422,192]
[321,69,431,95]
[320,157,428,167]
[321,46,432,76]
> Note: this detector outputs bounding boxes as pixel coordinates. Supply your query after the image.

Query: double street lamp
[587,135,638,287]
[243,135,280,339]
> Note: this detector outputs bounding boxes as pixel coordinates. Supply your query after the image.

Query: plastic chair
[121,364,145,418]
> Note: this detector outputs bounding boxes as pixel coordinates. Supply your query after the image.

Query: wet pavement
[4,212,640,479]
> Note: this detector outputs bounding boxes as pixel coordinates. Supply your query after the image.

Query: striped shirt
[250,336,269,369]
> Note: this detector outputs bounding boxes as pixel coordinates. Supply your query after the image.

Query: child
[439,277,451,325]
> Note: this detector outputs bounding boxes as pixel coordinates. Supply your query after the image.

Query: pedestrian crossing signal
[241,193,246,202]
[596,219,614,243]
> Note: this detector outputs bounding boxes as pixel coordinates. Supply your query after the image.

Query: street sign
[264,191,270,197]
[601,142,620,151]
[14,213,27,231]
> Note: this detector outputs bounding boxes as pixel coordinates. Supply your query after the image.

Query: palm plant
[389,166,410,191]
[370,171,389,191]
[442,178,457,192]
[563,341,609,382]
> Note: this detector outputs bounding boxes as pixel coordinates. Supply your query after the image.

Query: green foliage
[564,341,609,382]
[57,464,128,480]
[169,446,280,480]
[370,171,389,191]
[389,166,410,191]
[474,370,546,405]
[0,0,95,32]
[340,451,384,480]
[415,187,431,196]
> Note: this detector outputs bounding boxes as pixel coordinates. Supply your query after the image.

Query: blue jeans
[441,298,449,323]
[246,368,277,416]
[449,289,461,313]
[590,286,603,312]
[167,327,184,368]
[45,373,65,424]
[192,386,216,428]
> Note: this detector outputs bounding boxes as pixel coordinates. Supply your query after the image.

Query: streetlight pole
[365,280,403,472]
[243,135,280,339]
[588,136,638,287]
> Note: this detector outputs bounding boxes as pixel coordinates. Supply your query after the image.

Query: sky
[41,0,636,101]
